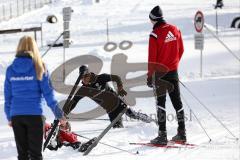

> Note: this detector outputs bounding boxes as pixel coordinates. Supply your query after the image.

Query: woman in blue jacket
[4,36,66,160]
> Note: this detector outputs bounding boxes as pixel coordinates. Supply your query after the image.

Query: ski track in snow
[0,0,239,159]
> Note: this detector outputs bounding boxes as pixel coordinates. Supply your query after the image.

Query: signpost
[63,7,72,48]
[194,11,204,78]
[62,7,73,81]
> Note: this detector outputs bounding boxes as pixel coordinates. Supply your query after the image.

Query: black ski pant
[108,98,127,122]
[154,76,185,132]
[108,98,150,123]
[12,115,45,160]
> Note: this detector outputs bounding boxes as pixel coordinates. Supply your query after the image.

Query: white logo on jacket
[165,31,176,43]
[10,76,34,81]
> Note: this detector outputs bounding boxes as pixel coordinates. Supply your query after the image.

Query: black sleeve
[98,74,123,87]
[110,75,123,87]
[97,74,111,83]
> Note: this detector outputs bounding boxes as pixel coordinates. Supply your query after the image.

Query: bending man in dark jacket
[63,65,155,128]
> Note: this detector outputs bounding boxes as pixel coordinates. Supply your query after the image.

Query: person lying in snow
[44,122,96,152]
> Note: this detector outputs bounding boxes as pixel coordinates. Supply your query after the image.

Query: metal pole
[63,47,66,82]
[40,23,43,48]
[41,32,63,58]
[215,9,218,35]
[181,94,212,142]
[200,50,203,78]
[69,117,110,121]
[106,18,109,42]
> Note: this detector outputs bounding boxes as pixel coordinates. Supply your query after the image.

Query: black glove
[70,142,81,150]
[47,145,59,151]
[118,85,127,96]
[147,77,153,88]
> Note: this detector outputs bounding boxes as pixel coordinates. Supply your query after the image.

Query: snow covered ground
[0,0,239,159]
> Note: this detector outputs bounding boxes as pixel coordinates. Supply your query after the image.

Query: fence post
[34,30,37,42]
[0,0,50,22]
[22,0,24,13]
[10,3,12,19]
[28,0,31,11]
[35,0,37,9]
[3,5,5,21]
[17,0,19,16]
[41,0,43,7]
[0,5,1,22]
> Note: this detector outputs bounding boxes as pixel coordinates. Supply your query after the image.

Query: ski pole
[63,74,83,115]
[68,116,150,123]
[179,81,239,140]
[72,132,138,155]
[181,94,212,142]
[68,117,110,121]
[204,24,240,62]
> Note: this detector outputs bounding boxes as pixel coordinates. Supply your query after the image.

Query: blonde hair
[16,36,45,80]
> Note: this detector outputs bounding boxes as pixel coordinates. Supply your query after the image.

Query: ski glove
[147,77,153,88]
[70,142,81,150]
[118,85,127,97]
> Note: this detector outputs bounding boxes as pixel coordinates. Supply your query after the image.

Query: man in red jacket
[147,6,186,145]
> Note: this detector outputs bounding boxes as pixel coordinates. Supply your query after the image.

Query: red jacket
[148,22,184,78]
[45,123,78,144]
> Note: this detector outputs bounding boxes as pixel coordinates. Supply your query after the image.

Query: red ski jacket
[148,21,184,78]
[45,123,78,144]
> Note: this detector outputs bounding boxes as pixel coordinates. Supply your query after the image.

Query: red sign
[194,11,204,32]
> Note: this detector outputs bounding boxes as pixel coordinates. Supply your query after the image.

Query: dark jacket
[63,73,122,114]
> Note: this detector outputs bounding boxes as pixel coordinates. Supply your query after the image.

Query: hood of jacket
[12,53,34,73]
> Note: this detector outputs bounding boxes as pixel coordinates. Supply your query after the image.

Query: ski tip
[82,151,89,156]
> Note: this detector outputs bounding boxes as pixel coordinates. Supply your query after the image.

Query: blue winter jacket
[4,56,63,121]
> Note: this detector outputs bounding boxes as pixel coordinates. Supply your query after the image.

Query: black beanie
[149,6,163,21]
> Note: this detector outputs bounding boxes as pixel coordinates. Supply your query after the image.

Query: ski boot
[126,109,157,124]
[171,129,186,143]
[150,131,168,145]
[113,119,124,128]
[78,137,97,152]
[136,112,156,124]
